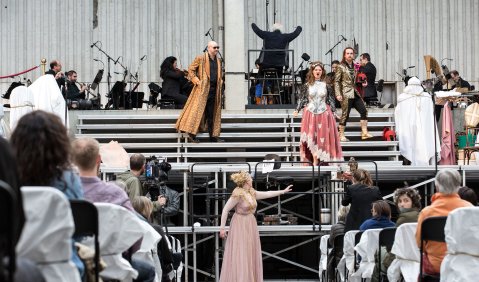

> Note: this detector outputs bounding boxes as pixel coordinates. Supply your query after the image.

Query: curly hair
[10,111,71,186]
[393,187,422,209]
[230,170,251,188]
[305,61,326,86]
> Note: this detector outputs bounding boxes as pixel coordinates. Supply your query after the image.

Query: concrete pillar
[224,0,247,111]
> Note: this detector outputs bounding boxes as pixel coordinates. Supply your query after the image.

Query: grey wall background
[1,0,477,104]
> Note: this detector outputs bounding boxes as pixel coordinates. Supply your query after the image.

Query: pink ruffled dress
[220,188,263,282]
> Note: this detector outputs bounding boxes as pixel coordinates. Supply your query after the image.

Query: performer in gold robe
[175,41,224,143]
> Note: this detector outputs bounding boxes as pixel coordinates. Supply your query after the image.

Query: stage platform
[76,107,479,281]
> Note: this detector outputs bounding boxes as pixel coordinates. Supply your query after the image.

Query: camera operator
[142,157,180,225]
[153,180,180,225]
[116,153,147,201]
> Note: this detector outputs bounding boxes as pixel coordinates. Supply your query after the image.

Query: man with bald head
[175,41,224,143]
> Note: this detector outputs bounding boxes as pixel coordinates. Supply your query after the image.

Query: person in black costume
[359,53,377,105]
[341,168,382,232]
[160,56,189,109]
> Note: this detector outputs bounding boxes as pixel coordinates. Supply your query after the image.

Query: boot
[360,120,373,140]
[338,125,349,142]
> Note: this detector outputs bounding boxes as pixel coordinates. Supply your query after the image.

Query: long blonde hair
[305,61,326,86]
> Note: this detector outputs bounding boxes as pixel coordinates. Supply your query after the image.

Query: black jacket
[359,62,377,98]
[161,69,188,107]
[252,23,302,68]
[342,183,382,232]
[66,82,85,100]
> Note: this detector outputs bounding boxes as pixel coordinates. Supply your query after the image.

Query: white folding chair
[441,207,479,282]
[337,230,359,281]
[318,234,330,281]
[17,187,81,282]
[353,228,381,280]
[132,220,162,282]
[386,223,419,282]
[93,203,144,282]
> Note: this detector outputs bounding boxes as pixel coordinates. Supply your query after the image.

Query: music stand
[105,81,126,109]
[121,91,145,109]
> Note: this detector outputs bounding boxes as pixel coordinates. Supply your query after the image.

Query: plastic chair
[419,216,447,282]
[70,200,100,282]
[377,227,396,282]
[0,180,17,282]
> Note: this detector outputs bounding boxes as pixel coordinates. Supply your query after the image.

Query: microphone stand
[325,36,345,67]
[423,79,439,174]
[91,42,116,108]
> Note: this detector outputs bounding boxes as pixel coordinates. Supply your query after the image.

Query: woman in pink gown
[219,171,292,282]
[293,61,343,165]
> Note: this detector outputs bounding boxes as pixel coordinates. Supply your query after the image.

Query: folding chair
[377,227,396,282]
[0,180,16,282]
[353,231,363,272]
[70,200,100,282]
[331,234,345,282]
[419,216,447,282]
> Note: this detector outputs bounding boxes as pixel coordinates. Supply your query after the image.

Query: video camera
[143,156,171,201]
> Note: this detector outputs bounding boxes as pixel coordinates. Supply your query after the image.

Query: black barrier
[189,162,251,229]
[253,161,319,231]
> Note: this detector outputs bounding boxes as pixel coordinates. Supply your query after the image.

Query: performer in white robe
[395,77,441,165]
[30,74,68,126]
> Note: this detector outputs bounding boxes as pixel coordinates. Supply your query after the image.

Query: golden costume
[334,63,372,141]
[175,53,223,137]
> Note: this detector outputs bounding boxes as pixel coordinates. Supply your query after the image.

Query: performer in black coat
[359,53,377,103]
[341,169,382,232]
[160,56,189,109]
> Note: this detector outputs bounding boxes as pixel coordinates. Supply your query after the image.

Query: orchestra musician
[160,56,189,109]
[45,60,66,89]
[66,70,86,101]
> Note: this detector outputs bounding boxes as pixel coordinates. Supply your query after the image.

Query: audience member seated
[10,110,84,278]
[327,205,349,279]
[394,187,421,226]
[415,168,472,276]
[71,137,156,282]
[360,200,395,231]
[117,153,147,201]
[0,137,45,282]
[342,169,382,232]
[458,186,478,206]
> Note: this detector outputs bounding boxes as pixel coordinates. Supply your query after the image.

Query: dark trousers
[339,94,368,126]
[205,89,216,137]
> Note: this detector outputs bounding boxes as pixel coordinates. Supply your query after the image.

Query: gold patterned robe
[175,53,223,136]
